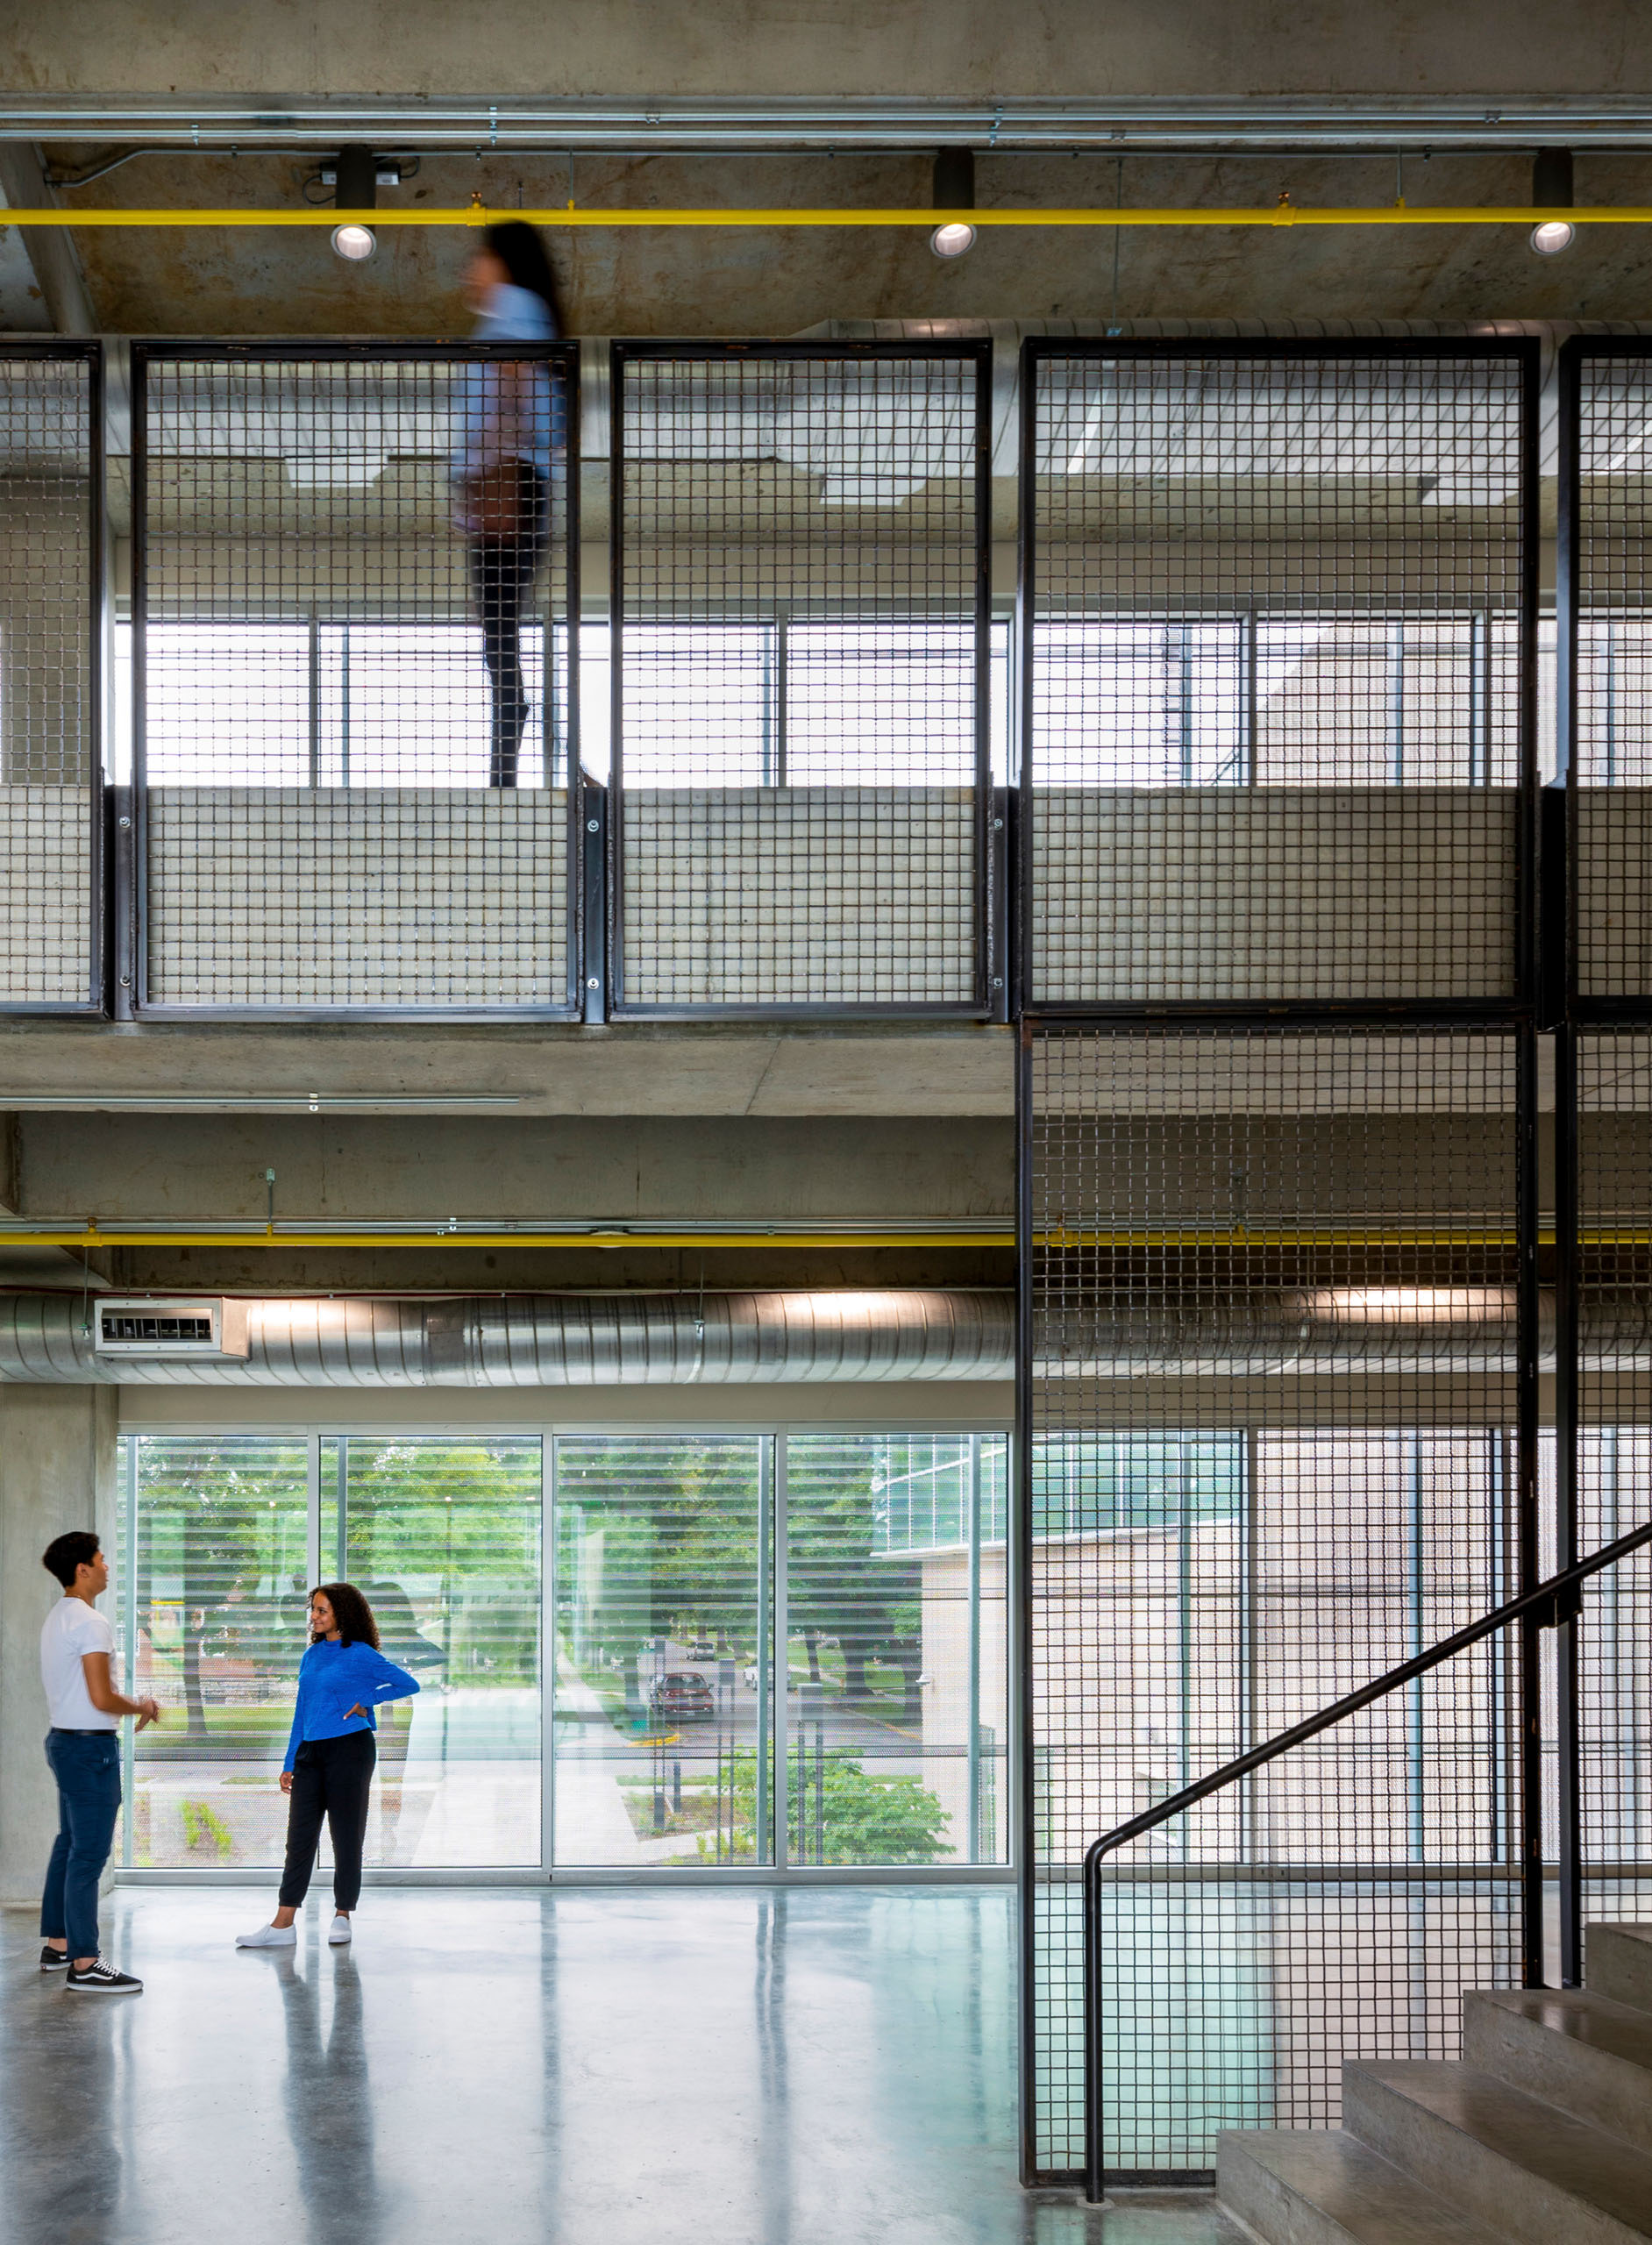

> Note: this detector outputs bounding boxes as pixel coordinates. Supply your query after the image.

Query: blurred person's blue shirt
[452,282,561,483]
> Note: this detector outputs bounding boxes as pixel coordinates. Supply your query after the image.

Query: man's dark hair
[482,219,560,325]
[42,1531,100,1589]
[312,1580,381,1651]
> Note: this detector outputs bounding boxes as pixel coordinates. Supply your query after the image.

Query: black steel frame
[1014,334,1543,1024]
[125,339,584,1022]
[1014,333,1548,2190]
[1550,334,1652,1987]
[606,337,997,1021]
[0,339,105,1016]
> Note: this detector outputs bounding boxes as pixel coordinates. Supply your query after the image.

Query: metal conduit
[7,96,1652,151]
[0,1290,1015,1386]
[4,1288,1652,1386]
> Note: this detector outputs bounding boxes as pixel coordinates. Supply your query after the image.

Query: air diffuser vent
[94,1298,250,1359]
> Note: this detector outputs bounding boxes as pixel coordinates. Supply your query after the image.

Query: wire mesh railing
[609,341,993,1015]
[131,343,580,1016]
[1019,340,1536,1012]
[1019,1023,1540,2184]
[0,341,103,1010]
[1078,1512,1652,2197]
[1562,340,1652,1011]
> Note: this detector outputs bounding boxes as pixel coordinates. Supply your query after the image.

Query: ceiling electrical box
[93,1299,252,1360]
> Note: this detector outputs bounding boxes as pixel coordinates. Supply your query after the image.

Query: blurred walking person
[39,1531,160,1993]
[237,1583,419,1950]
[453,219,563,787]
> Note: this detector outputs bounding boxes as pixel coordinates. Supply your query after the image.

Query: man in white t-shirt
[39,1530,160,1994]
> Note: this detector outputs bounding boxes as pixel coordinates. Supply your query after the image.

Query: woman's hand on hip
[280,1771,294,1795]
[342,1702,369,1721]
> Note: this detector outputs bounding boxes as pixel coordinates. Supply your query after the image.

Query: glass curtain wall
[121,1433,542,1871]
[117,1427,1009,1874]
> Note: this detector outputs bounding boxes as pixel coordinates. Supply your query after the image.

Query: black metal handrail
[1079,1510,1652,2201]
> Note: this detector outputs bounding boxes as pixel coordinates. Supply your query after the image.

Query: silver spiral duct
[1036,1290,1652,1377]
[0,1290,1015,1386]
[5,1287,1651,1386]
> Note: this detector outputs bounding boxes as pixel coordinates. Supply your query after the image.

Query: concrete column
[0,1385,118,1908]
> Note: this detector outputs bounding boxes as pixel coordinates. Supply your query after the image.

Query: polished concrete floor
[0,1887,1244,2245]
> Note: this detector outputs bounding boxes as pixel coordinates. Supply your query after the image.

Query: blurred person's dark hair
[482,220,560,325]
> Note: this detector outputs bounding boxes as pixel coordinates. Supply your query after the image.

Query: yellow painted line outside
[0,203,1640,232]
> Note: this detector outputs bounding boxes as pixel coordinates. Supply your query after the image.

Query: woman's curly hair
[310,1580,381,1651]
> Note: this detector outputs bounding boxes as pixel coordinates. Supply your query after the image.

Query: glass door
[332,1435,542,1868]
[552,1436,771,1865]
[783,1434,1009,1867]
[124,1435,313,1868]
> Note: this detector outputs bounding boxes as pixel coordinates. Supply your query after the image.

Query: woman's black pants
[470,467,550,788]
[278,1733,376,1911]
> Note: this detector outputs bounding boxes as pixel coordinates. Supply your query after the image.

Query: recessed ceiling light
[1530,218,1575,255]
[930,220,978,259]
[331,222,378,261]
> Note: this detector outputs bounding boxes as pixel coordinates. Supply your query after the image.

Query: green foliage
[134,1435,541,1740]
[556,1436,932,1723]
[179,1798,234,1859]
[670,1748,951,1867]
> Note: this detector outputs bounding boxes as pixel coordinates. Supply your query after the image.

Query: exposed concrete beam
[8,4,1652,105]
[0,1109,1015,1293]
[0,1021,1015,1118]
[0,141,96,331]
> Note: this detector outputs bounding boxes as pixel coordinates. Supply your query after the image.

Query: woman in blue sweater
[236,1584,419,1949]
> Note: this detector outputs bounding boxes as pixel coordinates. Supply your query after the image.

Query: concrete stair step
[1343,2062,1652,2245]
[1590,1925,1652,2016]
[1463,1987,1652,2158]
[1218,2127,1506,2245]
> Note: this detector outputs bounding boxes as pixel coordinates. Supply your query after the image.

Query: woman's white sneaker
[235,1922,297,1948]
[328,1914,352,1944]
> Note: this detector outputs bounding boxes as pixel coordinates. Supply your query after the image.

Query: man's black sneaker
[39,1945,70,1972]
[65,1958,142,1995]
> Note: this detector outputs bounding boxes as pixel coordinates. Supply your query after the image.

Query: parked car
[649,1671,715,1720]
[685,1640,716,1660]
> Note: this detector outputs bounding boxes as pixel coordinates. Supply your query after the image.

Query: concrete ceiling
[8,0,1652,334]
[13,147,1652,337]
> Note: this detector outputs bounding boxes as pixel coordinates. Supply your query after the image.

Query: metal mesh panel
[1574,1031,1652,1927]
[1024,346,1531,1008]
[1027,1025,1527,2177]
[613,345,988,1013]
[0,345,99,1008]
[1570,349,1652,1001]
[135,347,576,1013]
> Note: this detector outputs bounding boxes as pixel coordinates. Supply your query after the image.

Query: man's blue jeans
[41,1728,121,1962]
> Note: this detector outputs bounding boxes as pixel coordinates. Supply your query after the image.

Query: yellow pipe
[0,1229,1015,1248]
[0,203,1639,231]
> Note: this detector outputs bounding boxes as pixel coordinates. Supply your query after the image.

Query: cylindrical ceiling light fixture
[930,147,977,258]
[1530,146,1576,253]
[330,143,378,260]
